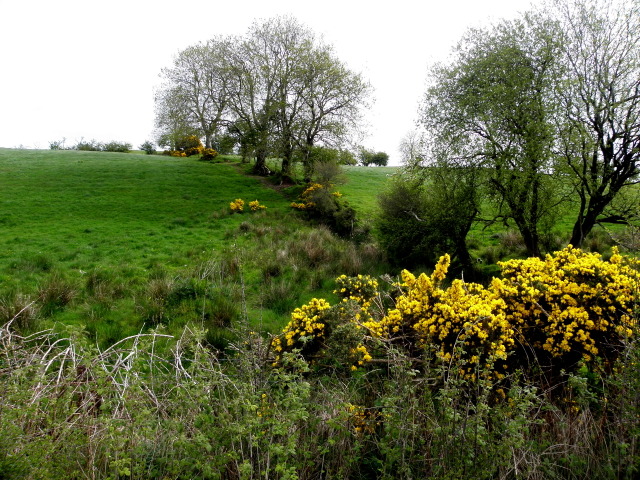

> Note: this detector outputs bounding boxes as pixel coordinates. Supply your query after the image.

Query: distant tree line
[154,16,373,179]
[49,138,132,153]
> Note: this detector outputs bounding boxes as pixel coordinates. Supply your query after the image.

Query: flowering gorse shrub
[494,246,638,368]
[271,298,331,365]
[163,150,187,157]
[273,247,639,387]
[229,199,267,213]
[229,198,245,212]
[290,182,360,238]
[201,148,218,161]
[249,200,267,211]
[184,146,204,157]
[290,183,324,210]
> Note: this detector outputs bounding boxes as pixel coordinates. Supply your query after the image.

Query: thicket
[2,246,639,479]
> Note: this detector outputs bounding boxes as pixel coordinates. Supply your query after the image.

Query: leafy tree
[421,14,563,257]
[377,163,480,272]
[358,148,389,167]
[223,17,370,178]
[154,85,198,150]
[418,0,640,255]
[154,16,370,178]
[223,20,290,175]
[139,141,156,155]
[291,43,371,180]
[155,39,231,149]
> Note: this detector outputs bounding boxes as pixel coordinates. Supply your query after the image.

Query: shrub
[48,138,66,150]
[248,200,267,211]
[291,182,358,238]
[103,141,132,153]
[175,134,203,152]
[377,173,478,272]
[201,147,219,161]
[74,138,103,151]
[229,198,245,213]
[273,246,639,392]
[184,146,203,157]
[139,140,156,155]
[163,150,186,157]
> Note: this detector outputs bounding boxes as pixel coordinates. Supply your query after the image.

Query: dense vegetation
[2,0,639,476]
[1,147,639,478]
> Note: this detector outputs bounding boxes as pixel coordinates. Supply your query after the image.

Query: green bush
[139,140,156,155]
[103,141,132,153]
[74,138,103,151]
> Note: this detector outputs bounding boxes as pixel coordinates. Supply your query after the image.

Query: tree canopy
[154,17,371,177]
[412,0,640,256]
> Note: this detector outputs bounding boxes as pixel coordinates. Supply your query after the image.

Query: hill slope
[0,149,388,345]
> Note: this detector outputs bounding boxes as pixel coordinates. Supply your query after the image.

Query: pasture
[0,148,389,346]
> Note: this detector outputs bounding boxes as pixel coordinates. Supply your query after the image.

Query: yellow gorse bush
[271,298,331,366]
[376,254,514,380]
[494,246,638,364]
[272,247,638,385]
[249,200,267,211]
[230,198,245,212]
[230,199,267,213]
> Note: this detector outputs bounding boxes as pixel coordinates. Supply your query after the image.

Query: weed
[140,276,174,324]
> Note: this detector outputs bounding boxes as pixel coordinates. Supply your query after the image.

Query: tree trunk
[569,202,604,248]
[280,142,294,181]
[253,150,271,176]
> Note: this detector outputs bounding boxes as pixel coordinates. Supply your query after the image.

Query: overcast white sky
[0,0,536,164]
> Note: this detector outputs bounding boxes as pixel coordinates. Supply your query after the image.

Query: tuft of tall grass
[0,292,40,333]
[37,272,77,316]
[262,279,301,315]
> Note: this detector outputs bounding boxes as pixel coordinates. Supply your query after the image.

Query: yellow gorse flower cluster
[248,200,267,211]
[230,198,267,213]
[346,403,385,434]
[272,247,638,383]
[494,246,638,362]
[290,183,343,210]
[271,298,331,365]
[230,198,245,212]
[290,183,323,210]
[374,247,638,380]
[376,254,514,380]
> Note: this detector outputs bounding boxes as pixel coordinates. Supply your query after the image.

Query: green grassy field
[341,165,398,219]
[0,148,390,346]
[0,148,629,347]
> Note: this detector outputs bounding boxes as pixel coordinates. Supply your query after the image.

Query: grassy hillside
[0,149,387,346]
[341,165,397,219]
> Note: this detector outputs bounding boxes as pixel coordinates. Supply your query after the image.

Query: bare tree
[551,0,640,247]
